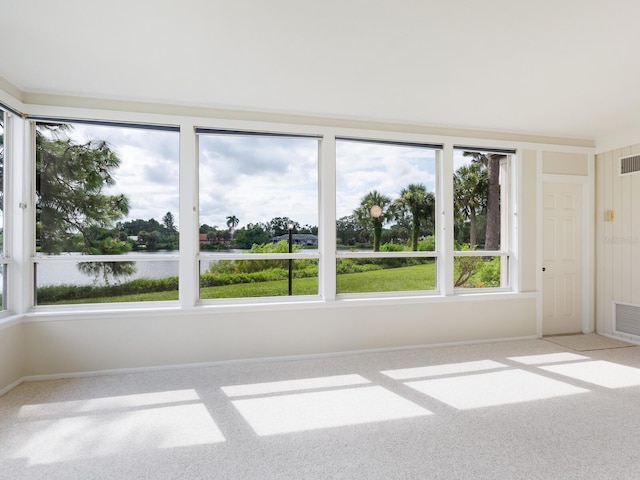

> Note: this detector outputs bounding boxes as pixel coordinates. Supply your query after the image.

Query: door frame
[537,168,594,337]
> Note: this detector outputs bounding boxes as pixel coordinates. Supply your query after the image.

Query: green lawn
[38,263,438,305]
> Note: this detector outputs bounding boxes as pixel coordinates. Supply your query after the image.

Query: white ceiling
[2,0,640,141]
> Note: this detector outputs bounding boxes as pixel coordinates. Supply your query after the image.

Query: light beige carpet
[543,333,635,351]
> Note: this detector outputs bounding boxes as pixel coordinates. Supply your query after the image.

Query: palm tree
[354,190,392,251]
[454,163,487,248]
[463,152,504,250]
[226,215,239,237]
[394,183,435,251]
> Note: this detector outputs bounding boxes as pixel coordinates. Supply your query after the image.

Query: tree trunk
[373,220,382,252]
[411,208,420,251]
[469,209,477,248]
[484,155,502,250]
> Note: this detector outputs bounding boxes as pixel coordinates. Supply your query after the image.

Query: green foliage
[417,236,436,251]
[265,216,300,236]
[453,244,482,287]
[379,242,408,252]
[36,125,129,254]
[37,276,179,304]
[354,190,393,252]
[477,257,501,287]
[233,224,270,249]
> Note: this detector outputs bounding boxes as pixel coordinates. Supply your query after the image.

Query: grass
[37,263,438,305]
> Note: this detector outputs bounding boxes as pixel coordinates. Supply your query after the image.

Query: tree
[266,216,300,236]
[162,211,178,246]
[226,215,240,236]
[162,211,176,234]
[464,152,504,250]
[234,223,270,249]
[36,123,134,282]
[354,190,392,252]
[394,183,435,251]
[453,162,487,248]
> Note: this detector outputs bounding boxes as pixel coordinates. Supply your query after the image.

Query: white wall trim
[4,334,538,395]
[536,152,543,337]
[0,378,24,397]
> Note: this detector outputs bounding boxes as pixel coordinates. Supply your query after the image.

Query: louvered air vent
[615,302,640,337]
[620,154,640,176]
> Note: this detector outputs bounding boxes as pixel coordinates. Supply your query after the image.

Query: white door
[542,181,583,335]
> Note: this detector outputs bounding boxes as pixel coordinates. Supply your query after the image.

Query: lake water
[36,251,182,287]
[35,249,322,287]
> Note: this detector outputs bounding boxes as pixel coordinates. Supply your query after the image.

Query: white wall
[596,143,640,334]
[0,321,24,394]
[23,296,537,376]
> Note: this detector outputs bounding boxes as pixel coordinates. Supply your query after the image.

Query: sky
[46,123,444,231]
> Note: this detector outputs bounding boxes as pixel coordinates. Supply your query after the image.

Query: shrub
[477,257,501,287]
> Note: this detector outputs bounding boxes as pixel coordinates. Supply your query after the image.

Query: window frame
[335,137,441,298]
[451,148,514,292]
[196,128,323,304]
[29,117,181,309]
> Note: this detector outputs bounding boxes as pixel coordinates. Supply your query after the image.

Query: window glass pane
[199,259,318,299]
[35,259,179,305]
[453,255,504,289]
[453,150,506,251]
[35,122,179,303]
[198,133,319,299]
[337,258,436,294]
[336,140,437,252]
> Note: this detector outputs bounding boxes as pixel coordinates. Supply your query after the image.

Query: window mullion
[319,134,337,301]
[440,145,455,296]
[180,123,199,307]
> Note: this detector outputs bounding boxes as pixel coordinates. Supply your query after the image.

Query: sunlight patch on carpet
[232,385,431,436]
[541,360,640,388]
[11,404,225,465]
[406,369,589,410]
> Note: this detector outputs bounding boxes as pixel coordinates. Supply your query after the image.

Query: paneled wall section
[596,144,640,334]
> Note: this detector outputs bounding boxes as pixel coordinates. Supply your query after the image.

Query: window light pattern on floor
[11,390,225,466]
[222,374,431,436]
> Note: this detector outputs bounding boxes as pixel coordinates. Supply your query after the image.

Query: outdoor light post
[288,223,293,296]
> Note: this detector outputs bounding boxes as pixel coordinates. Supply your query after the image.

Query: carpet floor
[3,338,640,479]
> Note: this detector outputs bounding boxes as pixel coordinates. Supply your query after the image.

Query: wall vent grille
[615,302,640,336]
[620,154,640,176]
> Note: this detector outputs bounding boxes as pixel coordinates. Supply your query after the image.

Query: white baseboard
[3,334,538,395]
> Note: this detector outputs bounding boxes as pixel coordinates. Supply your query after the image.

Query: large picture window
[336,138,439,295]
[452,147,512,289]
[197,130,320,300]
[34,120,180,305]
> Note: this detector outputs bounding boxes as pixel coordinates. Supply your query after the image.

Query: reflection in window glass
[336,139,437,295]
[198,132,319,299]
[35,122,180,304]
